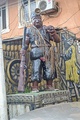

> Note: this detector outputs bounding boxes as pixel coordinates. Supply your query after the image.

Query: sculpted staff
[18,10,60,92]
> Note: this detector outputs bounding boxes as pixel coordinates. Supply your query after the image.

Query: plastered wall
[2,0,80,40]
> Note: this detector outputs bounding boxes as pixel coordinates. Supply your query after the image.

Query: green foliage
[24,86,31,93]
[15,91,18,94]
[13,86,31,94]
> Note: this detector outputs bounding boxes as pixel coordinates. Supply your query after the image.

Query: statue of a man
[18,11,60,92]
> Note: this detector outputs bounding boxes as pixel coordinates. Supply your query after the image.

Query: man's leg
[42,61,54,90]
[47,80,53,90]
[31,59,41,92]
[32,81,38,92]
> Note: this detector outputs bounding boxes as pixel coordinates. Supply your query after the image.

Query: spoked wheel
[7,59,21,86]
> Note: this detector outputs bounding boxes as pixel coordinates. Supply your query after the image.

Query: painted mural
[58,28,80,98]
[60,30,80,80]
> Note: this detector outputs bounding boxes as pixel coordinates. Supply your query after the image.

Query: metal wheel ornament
[7,59,21,86]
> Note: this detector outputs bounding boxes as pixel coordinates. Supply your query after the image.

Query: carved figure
[61,34,79,86]
[18,10,60,92]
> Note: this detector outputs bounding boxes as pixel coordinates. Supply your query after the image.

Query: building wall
[2,0,80,40]
[44,0,80,38]
[2,0,23,40]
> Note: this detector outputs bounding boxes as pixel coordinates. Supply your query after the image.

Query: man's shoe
[46,85,54,91]
[31,88,39,93]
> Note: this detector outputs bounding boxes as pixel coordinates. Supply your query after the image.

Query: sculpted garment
[26,25,56,82]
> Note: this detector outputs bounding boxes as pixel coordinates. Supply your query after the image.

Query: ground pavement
[11,102,80,120]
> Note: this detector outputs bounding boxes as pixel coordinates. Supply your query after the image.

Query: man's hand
[40,56,46,61]
[47,25,56,36]
[46,25,60,43]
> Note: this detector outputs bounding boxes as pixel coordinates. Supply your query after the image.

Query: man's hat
[31,8,41,20]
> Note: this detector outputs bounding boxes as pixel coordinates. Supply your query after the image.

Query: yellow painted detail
[65,45,79,83]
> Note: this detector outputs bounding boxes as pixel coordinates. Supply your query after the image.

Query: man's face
[67,38,74,46]
[32,15,43,28]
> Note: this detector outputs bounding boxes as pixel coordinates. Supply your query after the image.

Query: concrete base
[11,102,80,120]
[7,90,70,119]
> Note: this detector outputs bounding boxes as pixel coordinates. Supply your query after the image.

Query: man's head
[31,11,43,28]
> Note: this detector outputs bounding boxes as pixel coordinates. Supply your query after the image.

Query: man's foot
[31,81,39,93]
[31,88,39,93]
[46,85,54,91]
